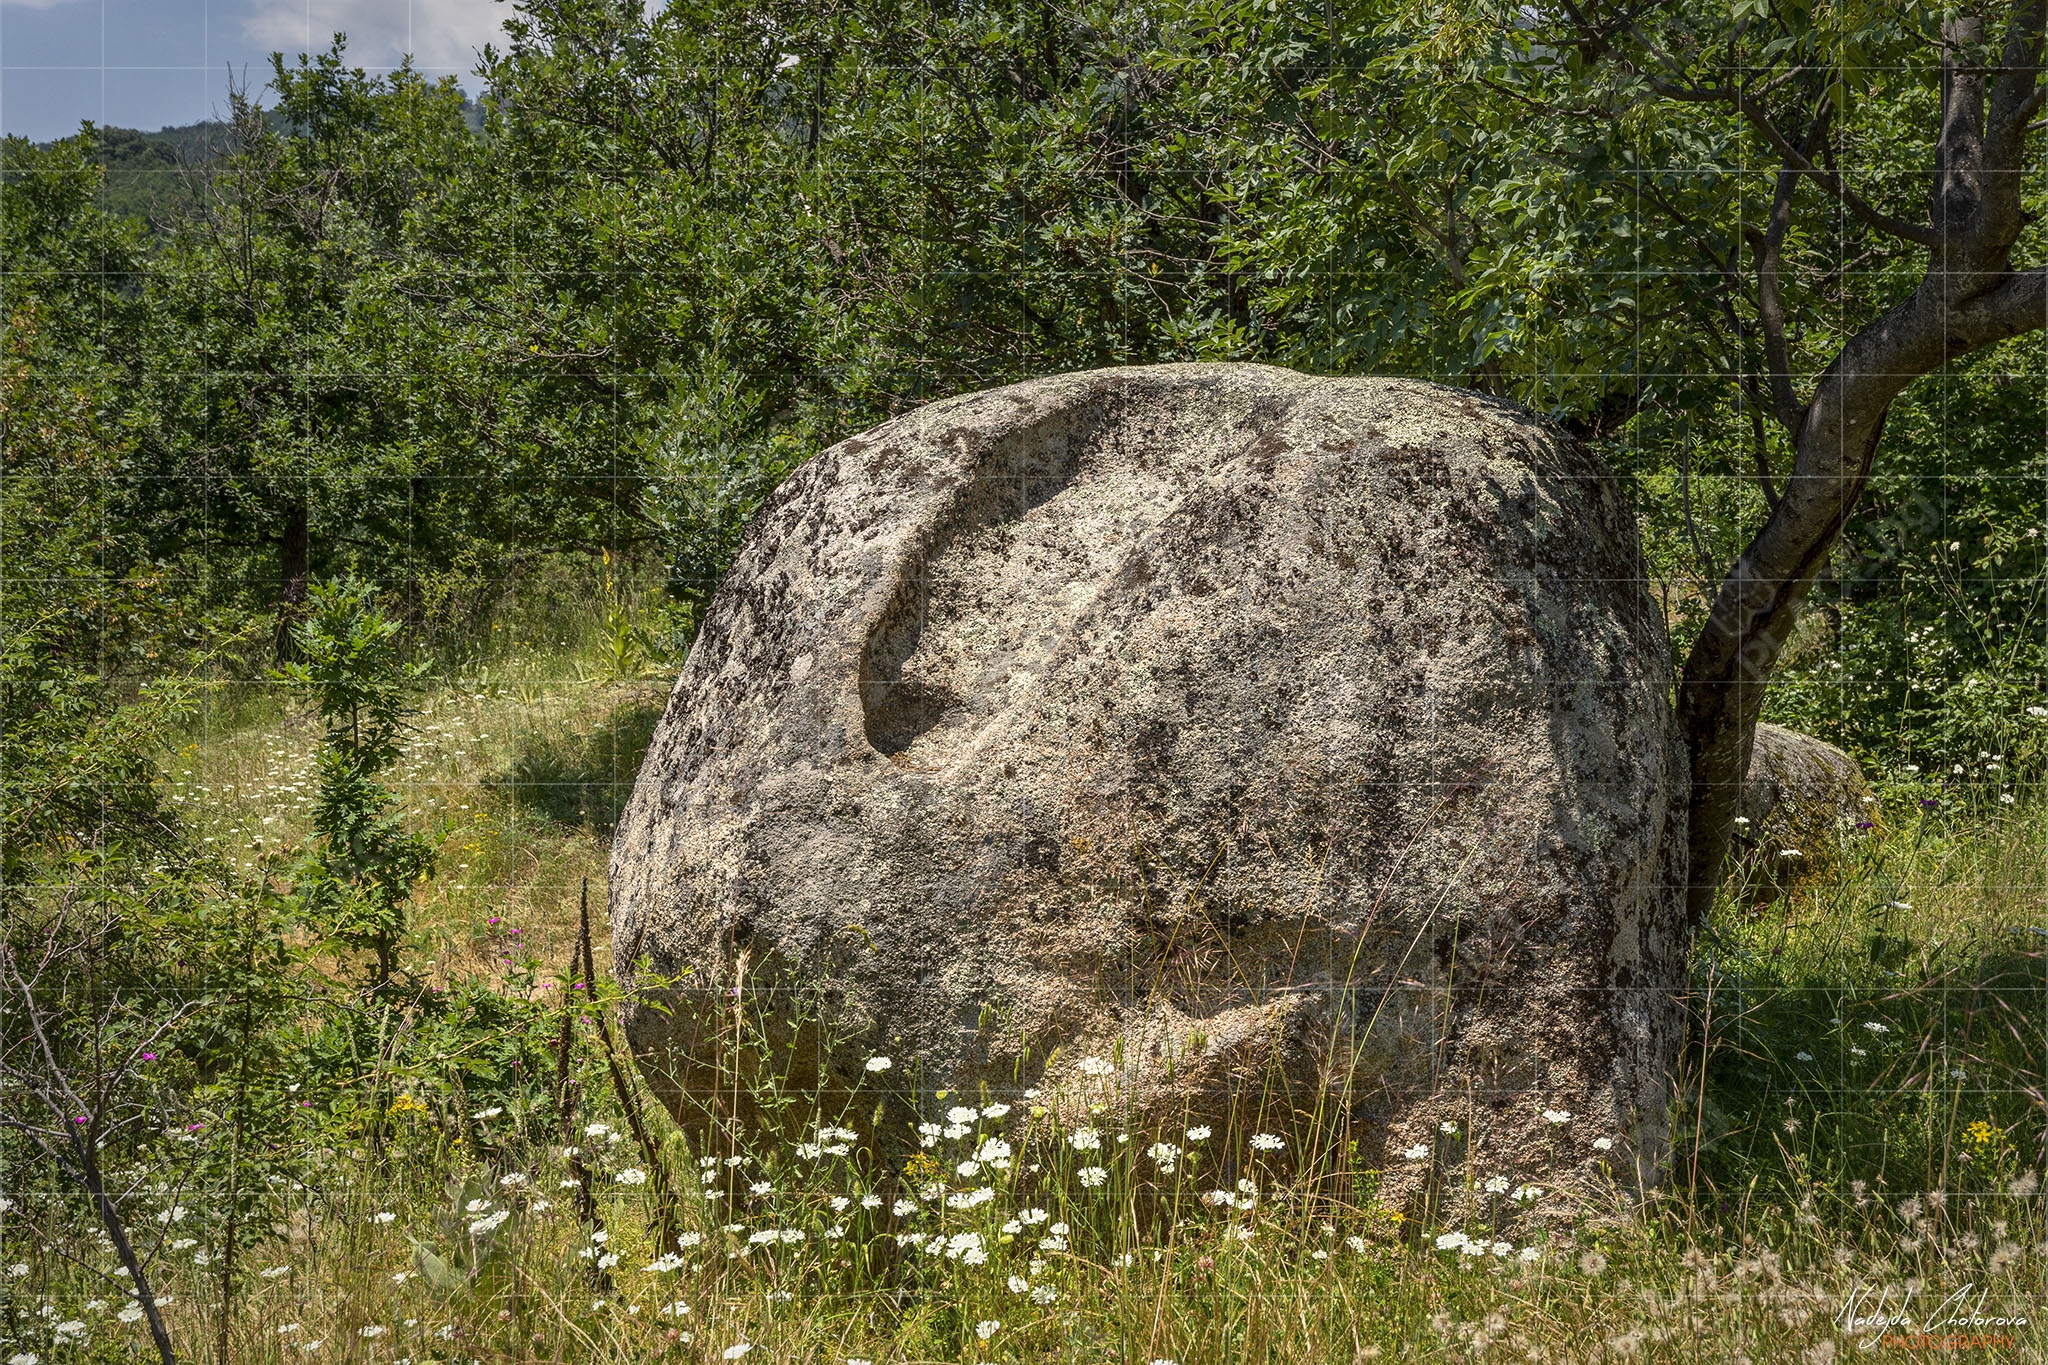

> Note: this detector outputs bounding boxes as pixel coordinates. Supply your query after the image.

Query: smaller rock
[1730,723,1875,906]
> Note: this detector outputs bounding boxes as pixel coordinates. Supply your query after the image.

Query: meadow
[6,576,2043,1365]
[7,5,2048,1360]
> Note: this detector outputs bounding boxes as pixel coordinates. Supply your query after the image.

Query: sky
[0,1,516,141]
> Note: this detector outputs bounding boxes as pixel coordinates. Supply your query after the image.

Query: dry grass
[8,634,2047,1365]
[166,670,669,984]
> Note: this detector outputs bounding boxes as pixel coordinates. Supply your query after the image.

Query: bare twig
[577,879,684,1253]
[0,923,187,1365]
[553,938,598,1228]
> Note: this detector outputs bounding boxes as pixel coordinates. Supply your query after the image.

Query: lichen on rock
[610,363,1688,1217]
[1729,722,1876,907]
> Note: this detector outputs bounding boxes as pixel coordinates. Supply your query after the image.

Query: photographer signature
[1835,1281,2031,1350]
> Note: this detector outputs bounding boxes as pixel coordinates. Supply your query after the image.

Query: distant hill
[55,98,484,230]
[92,121,233,227]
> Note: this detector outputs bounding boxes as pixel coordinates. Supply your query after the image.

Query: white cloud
[240,0,511,73]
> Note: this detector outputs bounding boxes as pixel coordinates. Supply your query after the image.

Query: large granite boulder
[1729,723,1875,906]
[611,364,1688,1210]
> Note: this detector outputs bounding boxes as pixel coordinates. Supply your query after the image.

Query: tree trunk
[74,1128,178,1365]
[1678,404,1886,927]
[1679,269,2047,927]
[1677,7,2048,925]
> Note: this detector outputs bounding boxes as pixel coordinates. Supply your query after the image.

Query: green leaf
[412,1244,466,1292]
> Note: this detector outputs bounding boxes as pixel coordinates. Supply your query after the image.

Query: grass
[163,658,668,987]
[6,593,2046,1365]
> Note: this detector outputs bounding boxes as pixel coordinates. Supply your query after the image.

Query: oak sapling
[278,579,435,991]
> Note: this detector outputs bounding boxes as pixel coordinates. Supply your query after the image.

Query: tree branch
[1748,97,1834,437]
[1676,437,1720,587]
[1977,2,2048,258]
[1934,14,1991,255]
[1746,402,1781,513]
[1627,49,1943,248]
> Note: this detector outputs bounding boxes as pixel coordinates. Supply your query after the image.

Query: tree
[278,578,433,990]
[0,223,184,877]
[1227,1,2048,917]
[0,894,208,1365]
[129,46,480,651]
[1,269,205,1365]
[1524,2,2047,921]
[487,2,2047,917]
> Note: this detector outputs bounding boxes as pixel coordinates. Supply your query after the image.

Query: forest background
[2,2,2045,1363]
